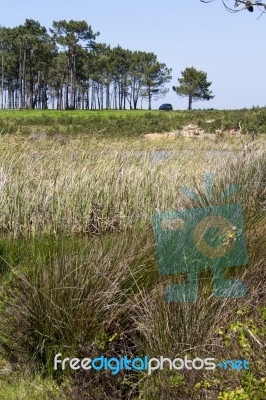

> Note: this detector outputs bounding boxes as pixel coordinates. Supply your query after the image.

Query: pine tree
[173,67,214,110]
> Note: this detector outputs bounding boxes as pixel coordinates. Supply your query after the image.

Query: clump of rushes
[129,150,265,399]
[0,135,215,237]
[0,230,158,372]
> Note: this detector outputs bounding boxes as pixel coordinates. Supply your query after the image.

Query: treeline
[0,19,172,110]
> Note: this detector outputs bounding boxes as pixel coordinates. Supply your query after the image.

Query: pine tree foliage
[173,67,214,110]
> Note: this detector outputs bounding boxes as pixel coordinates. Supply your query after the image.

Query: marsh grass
[0,232,156,372]
[0,135,218,237]
[0,373,66,400]
[129,150,266,399]
[0,131,265,399]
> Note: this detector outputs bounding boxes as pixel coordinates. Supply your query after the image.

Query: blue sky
[2,0,266,109]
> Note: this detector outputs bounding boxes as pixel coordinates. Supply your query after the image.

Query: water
[124,149,240,164]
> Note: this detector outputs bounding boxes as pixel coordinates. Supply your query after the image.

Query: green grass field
[0,110,265,399]
[0,108,266,138]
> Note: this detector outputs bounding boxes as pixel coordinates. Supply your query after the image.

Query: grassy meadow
[0,107,266,137]
[0,109,265,399]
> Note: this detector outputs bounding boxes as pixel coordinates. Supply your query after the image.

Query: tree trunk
[8,85,12,108]
[100,84,103,109]
[65,83,69,110]
[188,94,192,110]
[86,82,90,109]
[148,86,151,110]
[106,84,109,109]
[1,47,4,109]
[114,82,117,110]
[123,91,126,110]
[21,47,27,109]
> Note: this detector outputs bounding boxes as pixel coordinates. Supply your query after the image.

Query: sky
[1,0,266,110]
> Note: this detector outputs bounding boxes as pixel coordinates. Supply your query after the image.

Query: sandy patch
[144,123,245,140]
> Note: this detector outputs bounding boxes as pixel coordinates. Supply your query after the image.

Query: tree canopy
[173,67,214,110]
[0,20,171,110]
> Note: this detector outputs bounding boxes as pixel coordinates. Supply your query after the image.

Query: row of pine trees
[0,19,172,110]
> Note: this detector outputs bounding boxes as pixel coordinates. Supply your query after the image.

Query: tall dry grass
[0,134,265,399]
[0,135,221,237]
